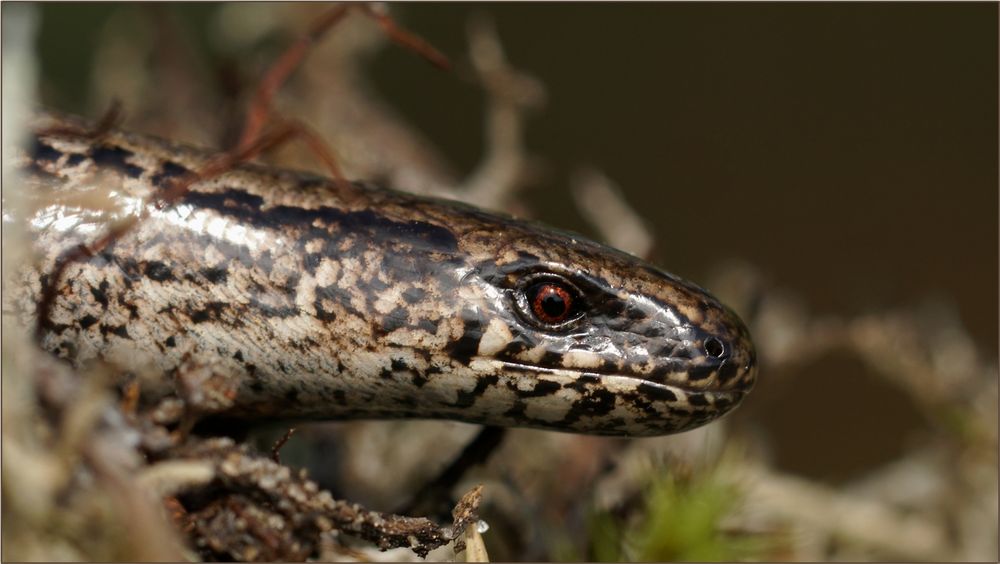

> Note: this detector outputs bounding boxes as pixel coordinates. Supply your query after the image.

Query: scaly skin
[3,113,757,436]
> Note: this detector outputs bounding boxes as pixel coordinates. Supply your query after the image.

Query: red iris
[530,283,574,324]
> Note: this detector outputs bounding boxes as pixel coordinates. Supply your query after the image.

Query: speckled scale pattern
[3,114,757,436]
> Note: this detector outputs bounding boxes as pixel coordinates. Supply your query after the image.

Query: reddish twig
[236,5,352,152]
[35,99,124,139]
[236,4,451,179]
[271,427,298,464]
[92,99,125,137]
[360,4,451,70]
[264,116,348,185]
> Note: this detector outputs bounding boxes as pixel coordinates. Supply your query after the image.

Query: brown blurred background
[21,3,998,560]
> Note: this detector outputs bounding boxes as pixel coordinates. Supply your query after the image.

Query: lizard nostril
[704,337,726,359]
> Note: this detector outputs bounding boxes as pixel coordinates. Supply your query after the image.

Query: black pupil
[540,291,567,317]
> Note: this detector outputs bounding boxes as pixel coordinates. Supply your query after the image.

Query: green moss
[585,459,774,562]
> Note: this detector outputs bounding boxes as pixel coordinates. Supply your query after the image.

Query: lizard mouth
[492,358,751,395]
[485,359,752,436]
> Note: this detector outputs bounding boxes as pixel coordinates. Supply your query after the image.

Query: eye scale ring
[509,272,587,332]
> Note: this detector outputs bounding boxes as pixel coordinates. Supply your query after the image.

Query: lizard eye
[531,283,573,323]
[521,278,584,328]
